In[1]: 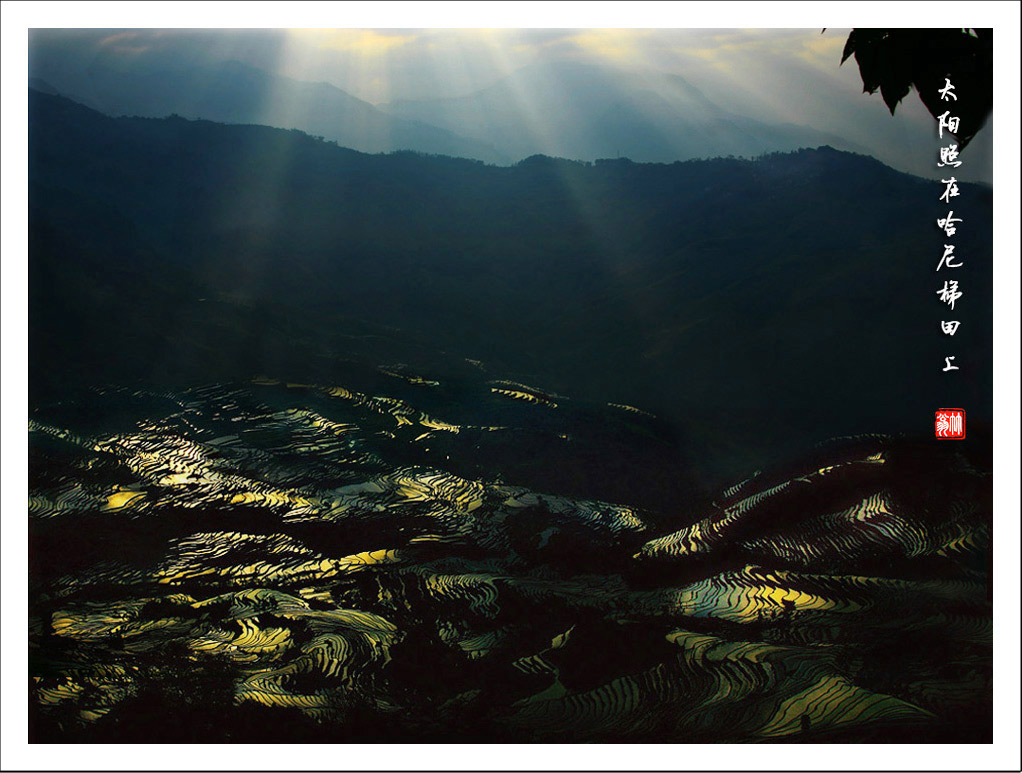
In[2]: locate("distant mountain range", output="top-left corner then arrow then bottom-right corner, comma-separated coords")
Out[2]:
30,58 -> 859,165
28,60 -> 507,162
28,89 -> 992,481
379,60 -> 861,163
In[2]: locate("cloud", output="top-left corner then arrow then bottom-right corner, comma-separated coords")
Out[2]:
26,27 -> 992,181
290,29 -> 419,55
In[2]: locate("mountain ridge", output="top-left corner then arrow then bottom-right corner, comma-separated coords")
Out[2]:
29,59 -> 510,163
378,60 -> 865,163
28,88 -> 993,481
30,57 -> 864,166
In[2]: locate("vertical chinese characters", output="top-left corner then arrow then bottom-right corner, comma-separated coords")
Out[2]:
933,77 -> 967,438
936,79 -> 963,365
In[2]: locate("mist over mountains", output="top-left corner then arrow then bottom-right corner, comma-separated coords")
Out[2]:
380,60 -> 860,163
29,55 -> 856,166
28,59 -> 507,162
29,89 -> 992,481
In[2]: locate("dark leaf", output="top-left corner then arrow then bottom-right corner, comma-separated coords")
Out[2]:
877,37 -> 913,115
841,30 -> 858,64
843,28 -> 992,150
880,77 -> 911,115
852,31 -> 886,94
855,48 -> 880,94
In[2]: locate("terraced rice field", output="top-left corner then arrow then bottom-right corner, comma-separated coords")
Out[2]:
28,370 -> 991,742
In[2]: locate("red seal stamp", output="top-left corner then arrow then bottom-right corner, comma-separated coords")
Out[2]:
935,409 -> 965,439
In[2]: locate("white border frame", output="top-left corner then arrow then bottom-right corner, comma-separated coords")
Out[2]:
3,3 -> 1019,771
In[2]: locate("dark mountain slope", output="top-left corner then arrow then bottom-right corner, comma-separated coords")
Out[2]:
27,90 -> 993,744
29,89 -> 992,481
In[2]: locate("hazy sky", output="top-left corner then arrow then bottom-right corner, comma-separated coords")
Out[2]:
33,27 -> 859,105
28,26 -> 994,181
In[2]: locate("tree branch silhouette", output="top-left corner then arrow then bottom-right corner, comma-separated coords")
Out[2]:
836,29 -> 992,150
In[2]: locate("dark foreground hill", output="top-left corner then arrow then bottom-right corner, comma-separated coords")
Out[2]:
29,88 -> 992,481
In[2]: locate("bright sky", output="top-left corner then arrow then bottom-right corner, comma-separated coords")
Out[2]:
39,27 -> 855,106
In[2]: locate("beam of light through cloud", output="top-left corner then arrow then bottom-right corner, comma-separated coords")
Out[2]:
26,27 -> 993,181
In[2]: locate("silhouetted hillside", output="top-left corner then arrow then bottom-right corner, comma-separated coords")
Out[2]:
29,89 -> 992,481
